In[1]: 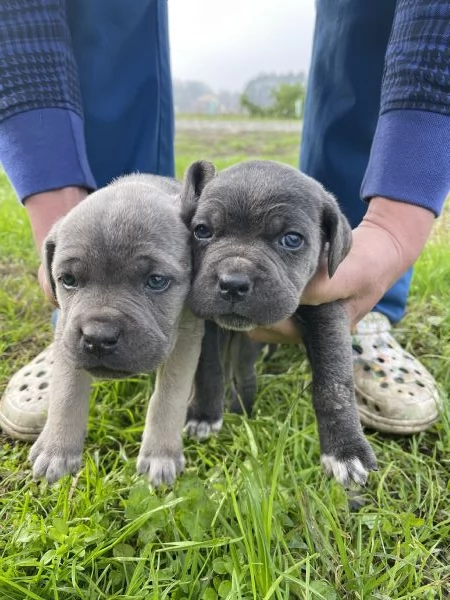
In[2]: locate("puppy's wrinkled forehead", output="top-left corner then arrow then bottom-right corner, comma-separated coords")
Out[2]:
54,180 -> 189,274
196,161 -> 324,233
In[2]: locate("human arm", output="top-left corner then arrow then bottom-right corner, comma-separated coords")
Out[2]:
0,0 -> 96,299
250,0 -> 449,343
27,187 -> 89,303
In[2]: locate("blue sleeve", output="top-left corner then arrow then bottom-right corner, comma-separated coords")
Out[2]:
361,0 -> 450,216
0,0 -> 96,202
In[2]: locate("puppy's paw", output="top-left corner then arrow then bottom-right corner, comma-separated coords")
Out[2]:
29,436 -> 82,483
136,450 -> 185,487
186,398 -> 224,439
185,418 -> 223,439
321,438 -> 378,487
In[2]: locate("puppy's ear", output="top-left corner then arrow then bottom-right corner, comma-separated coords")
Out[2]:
42,222 -> 60,303
321,192 -> 352,277
181,160 -> 216,226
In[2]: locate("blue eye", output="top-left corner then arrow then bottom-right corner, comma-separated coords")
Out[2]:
279,232 -> 304,249
194,224 -> 213,240
146,275 -> 170,292
60,273 -> 78,289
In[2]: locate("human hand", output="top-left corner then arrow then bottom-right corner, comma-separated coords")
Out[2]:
249,197 -> 435,344
25,187 -> 88,302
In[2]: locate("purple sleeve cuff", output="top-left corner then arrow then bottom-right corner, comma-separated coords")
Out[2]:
0,108 -> 97,203
361,110 -> 450,216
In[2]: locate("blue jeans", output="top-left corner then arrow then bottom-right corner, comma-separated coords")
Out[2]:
52,0 -> 175,329
66,0 -> 175,186
301,0 -> 412,324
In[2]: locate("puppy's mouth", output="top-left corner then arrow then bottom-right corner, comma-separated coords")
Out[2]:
85,366 -> 136,379
64,348 -> 137,379
214,314 -> 256,331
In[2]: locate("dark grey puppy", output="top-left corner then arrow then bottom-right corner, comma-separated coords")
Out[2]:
181,160 -> 377,487
29,175 -> 204,487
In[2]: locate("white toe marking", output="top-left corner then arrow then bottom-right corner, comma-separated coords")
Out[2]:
210,419 -> 223,433
185,419 -> 223,439
321,454 -> 368,486
347,457 -> 369,486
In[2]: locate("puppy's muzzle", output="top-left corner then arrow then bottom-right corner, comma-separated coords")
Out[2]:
81,321 -> 121,358
218,273 -> 252,302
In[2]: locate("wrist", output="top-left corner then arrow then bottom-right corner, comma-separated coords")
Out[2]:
24,186 -> 88,253
363,196 -> 435,273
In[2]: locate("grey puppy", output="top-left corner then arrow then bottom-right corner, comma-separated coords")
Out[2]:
29,175 -> 204,487
181,160 -> 377,487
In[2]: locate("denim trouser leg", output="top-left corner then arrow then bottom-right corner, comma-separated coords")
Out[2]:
51,0 -> 174,329
300,0 -> 411,323
67,0 -> 175,185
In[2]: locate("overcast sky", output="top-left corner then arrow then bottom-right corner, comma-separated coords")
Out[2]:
168,0 -> 316,92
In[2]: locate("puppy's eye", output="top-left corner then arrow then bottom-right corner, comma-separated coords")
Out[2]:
60,273 -> 78,289
279,232 -> 304,250
193,224 -> 213,240
146,274 -> 170,292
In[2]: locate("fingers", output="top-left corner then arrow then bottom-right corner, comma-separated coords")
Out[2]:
248,317 -> 301,344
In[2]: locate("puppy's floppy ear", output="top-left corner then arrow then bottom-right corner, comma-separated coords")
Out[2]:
180,160 -> 216,226
42,222 -> 60,303
321,191 -> 352,277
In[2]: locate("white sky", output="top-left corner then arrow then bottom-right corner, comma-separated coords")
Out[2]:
168,0 -> 316,92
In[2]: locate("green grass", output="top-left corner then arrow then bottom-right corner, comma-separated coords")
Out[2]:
174,129 -> 300,181
0,123 -> 449,599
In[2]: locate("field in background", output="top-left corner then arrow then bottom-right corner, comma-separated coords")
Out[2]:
174,118 -> 301,178
0,119 -> 449,599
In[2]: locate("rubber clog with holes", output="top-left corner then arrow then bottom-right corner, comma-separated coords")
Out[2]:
353,312 -> 441,434
0,344 -> 53,440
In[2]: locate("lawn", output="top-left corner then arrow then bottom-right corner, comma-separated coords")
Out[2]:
0,122 -> 449,599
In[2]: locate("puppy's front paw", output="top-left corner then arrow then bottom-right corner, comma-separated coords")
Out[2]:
185,418 -> 223,440
321,437 -> 378,487
136,450 -> 185,487
29,435 -> 82,483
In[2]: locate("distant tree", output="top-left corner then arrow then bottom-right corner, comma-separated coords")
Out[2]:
242,72 -> 306,109
240,82 -> 305,119
240,93 -> 266,117
268,83 -> 305,119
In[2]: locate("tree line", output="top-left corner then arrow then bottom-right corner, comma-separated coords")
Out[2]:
173,72 -> 306,118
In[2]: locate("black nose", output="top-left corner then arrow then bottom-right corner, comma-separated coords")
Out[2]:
81,322 -> 120,356
218,273 -> 252,301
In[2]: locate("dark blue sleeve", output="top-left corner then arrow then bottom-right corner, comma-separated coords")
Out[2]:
0,0 -> 96,202
362,0 -> 450,216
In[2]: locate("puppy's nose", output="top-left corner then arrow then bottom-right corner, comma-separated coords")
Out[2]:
81,322 -> 120,356
218,273 -> 252,301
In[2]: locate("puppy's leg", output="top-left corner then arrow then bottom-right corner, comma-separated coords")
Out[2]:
185,320 -> 226,439
29,351 -> 91,483
295,302 -> 378,487
228,332 -> 261,415
137,310 -> 204,486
